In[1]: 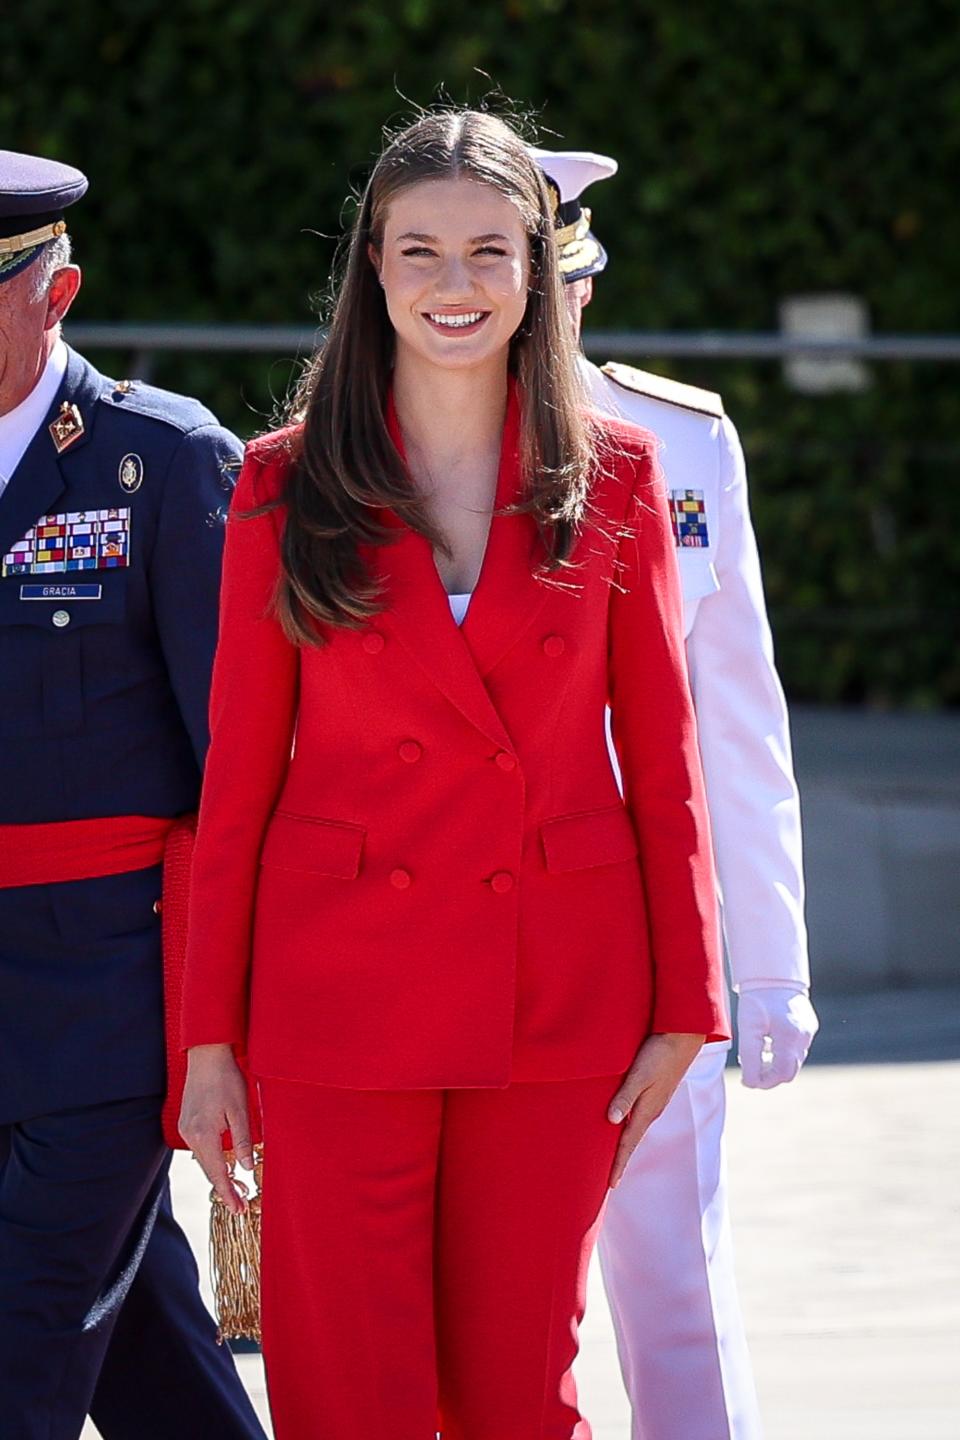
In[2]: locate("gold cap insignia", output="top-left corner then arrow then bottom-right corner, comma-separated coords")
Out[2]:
49,402 -> 85,454
543,176 -> 561,222
0,219 -> 67,256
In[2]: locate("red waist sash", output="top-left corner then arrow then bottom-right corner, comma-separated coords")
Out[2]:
0,814 -> 260,1154
0,815 -> 178,889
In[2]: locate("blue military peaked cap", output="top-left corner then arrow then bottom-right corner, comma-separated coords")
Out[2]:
0,149 -> 87,285
530,147 -> 618,283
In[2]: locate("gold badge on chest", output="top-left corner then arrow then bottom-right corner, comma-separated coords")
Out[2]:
48,402 -> 85,454
118,453 -> 144,493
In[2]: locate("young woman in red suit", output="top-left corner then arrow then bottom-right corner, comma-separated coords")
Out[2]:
179,107 -> 728,1439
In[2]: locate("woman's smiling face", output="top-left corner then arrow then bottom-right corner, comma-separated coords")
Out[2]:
373,176 -> 531,373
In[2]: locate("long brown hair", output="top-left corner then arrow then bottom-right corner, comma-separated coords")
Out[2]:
276,107 -> 596,645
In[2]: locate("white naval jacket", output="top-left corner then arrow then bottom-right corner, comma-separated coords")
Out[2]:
582,358 -> 810,991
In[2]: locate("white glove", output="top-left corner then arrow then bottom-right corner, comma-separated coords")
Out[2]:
736,986 -> 819,1089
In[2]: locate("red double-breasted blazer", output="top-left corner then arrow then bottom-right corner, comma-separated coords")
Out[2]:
181,385 -> 728,1089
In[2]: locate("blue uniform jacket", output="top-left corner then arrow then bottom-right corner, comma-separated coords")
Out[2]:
0,346 -> 241,1122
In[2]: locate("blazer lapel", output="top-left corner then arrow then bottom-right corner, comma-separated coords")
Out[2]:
459,391 -> 553,678
372,380 -> 569,746
0,347 -> 99,563
370,522 -> 515,752
369,385 -> 542,753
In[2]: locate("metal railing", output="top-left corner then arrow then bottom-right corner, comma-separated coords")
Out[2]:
63,322 -> 960,381
59,320 -> 957,653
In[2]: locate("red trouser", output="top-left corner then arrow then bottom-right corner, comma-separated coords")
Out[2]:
257,1074 -> 622,1440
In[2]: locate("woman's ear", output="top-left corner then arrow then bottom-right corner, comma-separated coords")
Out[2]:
367,243 -> 384,286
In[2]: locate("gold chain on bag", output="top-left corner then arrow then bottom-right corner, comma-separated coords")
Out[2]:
208,1144 -> 263,1343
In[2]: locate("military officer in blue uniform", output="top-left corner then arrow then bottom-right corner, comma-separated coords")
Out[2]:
0,152 -> 265,1439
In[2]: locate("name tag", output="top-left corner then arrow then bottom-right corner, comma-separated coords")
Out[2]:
19,583 -> 103,601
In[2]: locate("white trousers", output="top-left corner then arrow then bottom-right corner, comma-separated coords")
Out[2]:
597,1045 -> 763,1440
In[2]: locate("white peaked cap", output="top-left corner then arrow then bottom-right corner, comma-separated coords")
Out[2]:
528,147 -> 618,281
528,148 -> 618,203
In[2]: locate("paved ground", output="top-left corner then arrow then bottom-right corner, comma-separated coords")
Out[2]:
789,708 -> 960,993
82,989 -> 960,1438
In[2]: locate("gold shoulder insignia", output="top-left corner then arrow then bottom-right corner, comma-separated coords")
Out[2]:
601,362 -> 725,420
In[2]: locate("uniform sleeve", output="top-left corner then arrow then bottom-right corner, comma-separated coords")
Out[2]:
685,417 -> 809,990
608,445 -> 729,1042
181,452 -> 299,1048
149,423 -> 241,767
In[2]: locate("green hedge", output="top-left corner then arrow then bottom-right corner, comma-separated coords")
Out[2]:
5,1 -> 958,703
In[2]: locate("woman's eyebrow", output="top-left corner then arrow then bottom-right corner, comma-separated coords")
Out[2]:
394,231 -> 512,244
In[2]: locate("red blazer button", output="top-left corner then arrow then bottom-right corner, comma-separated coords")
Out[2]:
543,635 -> 565,657
390,868 -> 412,890
362,632 -> 385,654
399,740 -> 422,763
490,871 -> 514,894
152,899 -> 162,915
494,751 -> 517,772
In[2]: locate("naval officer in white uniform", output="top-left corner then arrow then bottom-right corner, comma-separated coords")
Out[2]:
533,148 -> 820,1440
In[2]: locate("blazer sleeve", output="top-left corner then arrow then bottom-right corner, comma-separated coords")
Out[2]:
685,417 -> 809,990
148,423 -> 241,768
607,439 -> 730,1042
181,448 -> 299,1049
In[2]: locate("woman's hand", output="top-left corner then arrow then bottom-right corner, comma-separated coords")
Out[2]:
607,1032 -> 705,1188
179,1043 -> 254,1214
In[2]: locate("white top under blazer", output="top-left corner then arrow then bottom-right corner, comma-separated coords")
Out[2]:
447,592 -> 472,626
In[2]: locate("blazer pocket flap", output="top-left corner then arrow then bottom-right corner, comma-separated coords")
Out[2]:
261,813 -> 365,879
540,805 -> 639,874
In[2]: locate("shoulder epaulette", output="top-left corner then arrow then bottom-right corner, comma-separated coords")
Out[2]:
97,377 -> 218,435
601,362 -> 725,420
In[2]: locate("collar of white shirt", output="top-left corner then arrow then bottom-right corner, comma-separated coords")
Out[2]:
0,339 -> 70,498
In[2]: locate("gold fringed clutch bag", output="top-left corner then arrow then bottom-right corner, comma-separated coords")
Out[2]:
209,1144 -> 264,1344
